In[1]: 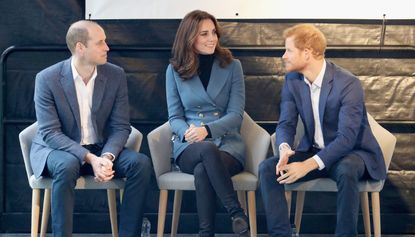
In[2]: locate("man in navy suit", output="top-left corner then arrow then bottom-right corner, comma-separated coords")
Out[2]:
30,20 -> 151,237
259,24 -> 386,237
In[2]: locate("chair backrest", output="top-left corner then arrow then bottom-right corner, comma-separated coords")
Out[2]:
240,112 -> 271,176
271,113 -> 397,172
147,112 -> 270,179
18,122 -> 143,183
19,122 -> 38,182
366,113 -> 396,171
147,122 -> 173,179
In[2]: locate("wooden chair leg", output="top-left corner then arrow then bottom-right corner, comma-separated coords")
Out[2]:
40,189 -> 51,237
360,192 -> 371,237
285,191 -> 292,218
32,189 -> 41,237
107,189 -> 118,237
237,190 -> 247,214
294,191 -> 305,235
157,190 -> 168,237
371,192 -> 381,237
171,190 -> 183,237
119,189 -> 124,204
247,191 -> 257,237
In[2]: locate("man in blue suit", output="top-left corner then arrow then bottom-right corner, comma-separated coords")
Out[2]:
30,20 -> 151,237
259,24 -> 386,237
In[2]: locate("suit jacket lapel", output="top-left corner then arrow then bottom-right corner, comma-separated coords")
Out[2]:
92,66 -> 107,112
300,76 -> 315,142
319,62 -> 334,125
186,74 -> 215,105
60,59 -> 81,129
207,60 -> 228,100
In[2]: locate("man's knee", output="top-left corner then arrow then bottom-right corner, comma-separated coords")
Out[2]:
259,157 -> 278,178
333,155 -> 364,183
47,151 -> 80,181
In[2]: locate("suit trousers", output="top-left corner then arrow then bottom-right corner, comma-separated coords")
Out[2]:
259,149 -> 366,237
45,146 -> 152,237
177,141 -> 244,237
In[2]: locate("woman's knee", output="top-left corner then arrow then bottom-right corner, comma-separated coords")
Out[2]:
193,142 -> 219,157
193,162 -> 208,178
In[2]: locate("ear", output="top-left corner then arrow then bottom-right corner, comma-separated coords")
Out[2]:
304,48 -> 311,60
75,42 -> 86,54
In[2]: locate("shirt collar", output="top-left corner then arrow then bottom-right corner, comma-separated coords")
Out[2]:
304,60 -> 326,89
70,57 -> 97,82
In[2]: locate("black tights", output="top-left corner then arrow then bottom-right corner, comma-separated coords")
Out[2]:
177,141 -> 244,236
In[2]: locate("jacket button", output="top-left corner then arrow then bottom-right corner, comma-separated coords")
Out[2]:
198,113 -> 204,118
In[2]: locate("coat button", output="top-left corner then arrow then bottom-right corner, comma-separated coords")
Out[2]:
198,113 -> 204,118
213,112 -> 219,116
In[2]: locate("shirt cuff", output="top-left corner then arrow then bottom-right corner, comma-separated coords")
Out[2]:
279,143 -> 291,151
312,155 -> 325,170
102,152 -> 115,162
204,125 -> 212,138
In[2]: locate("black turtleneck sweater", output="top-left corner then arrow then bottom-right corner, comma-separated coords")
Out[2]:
198,54 -> 214,90
197,54 -> 214,137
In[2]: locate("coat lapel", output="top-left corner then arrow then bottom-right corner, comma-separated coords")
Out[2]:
60,59 -> 81,129
92,66 -> 107,112
319,62 -> 334,125
187,74 -> 215,105
300,76 -> 315,142
207,60 -> 228,100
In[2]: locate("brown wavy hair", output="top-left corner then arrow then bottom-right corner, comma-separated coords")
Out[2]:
170,10 -> 233,79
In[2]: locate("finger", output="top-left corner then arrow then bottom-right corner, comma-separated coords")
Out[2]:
102,174 -> 114,181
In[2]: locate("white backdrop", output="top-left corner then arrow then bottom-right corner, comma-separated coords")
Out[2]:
86,0 -> 414,20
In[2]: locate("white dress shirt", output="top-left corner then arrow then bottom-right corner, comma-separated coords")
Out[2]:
279,60 -> 327,170
303,60 -> 327,170
71,58 -> 99,145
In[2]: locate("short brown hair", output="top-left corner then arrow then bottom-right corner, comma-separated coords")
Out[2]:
283,24 -> 327,59
170,10 -> 233,79
65,20 -> 99,54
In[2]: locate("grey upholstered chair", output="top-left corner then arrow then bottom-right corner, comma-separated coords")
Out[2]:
147,112 -> 270,237
19,122 -> 143,237
270,113 -> 396,237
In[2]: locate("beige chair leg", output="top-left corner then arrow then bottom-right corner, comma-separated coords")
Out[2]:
32,189 -> 41,237
157,190 -> 168,237
294,191 -> 305,235
360,192 -> 371,237
237,190 -> 247,214
40,189 -> 51,237
285,191 -> 292,218
107,189 -> 118,237
171,190 -> 183,237
371,192 -> 381,237
247,191 -> 257,237
119,189 -> 124,204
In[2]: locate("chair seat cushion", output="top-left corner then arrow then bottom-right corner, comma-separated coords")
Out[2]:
29,175 -> 125,189
158,171 -> 258,191
284,178 -> 385,192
